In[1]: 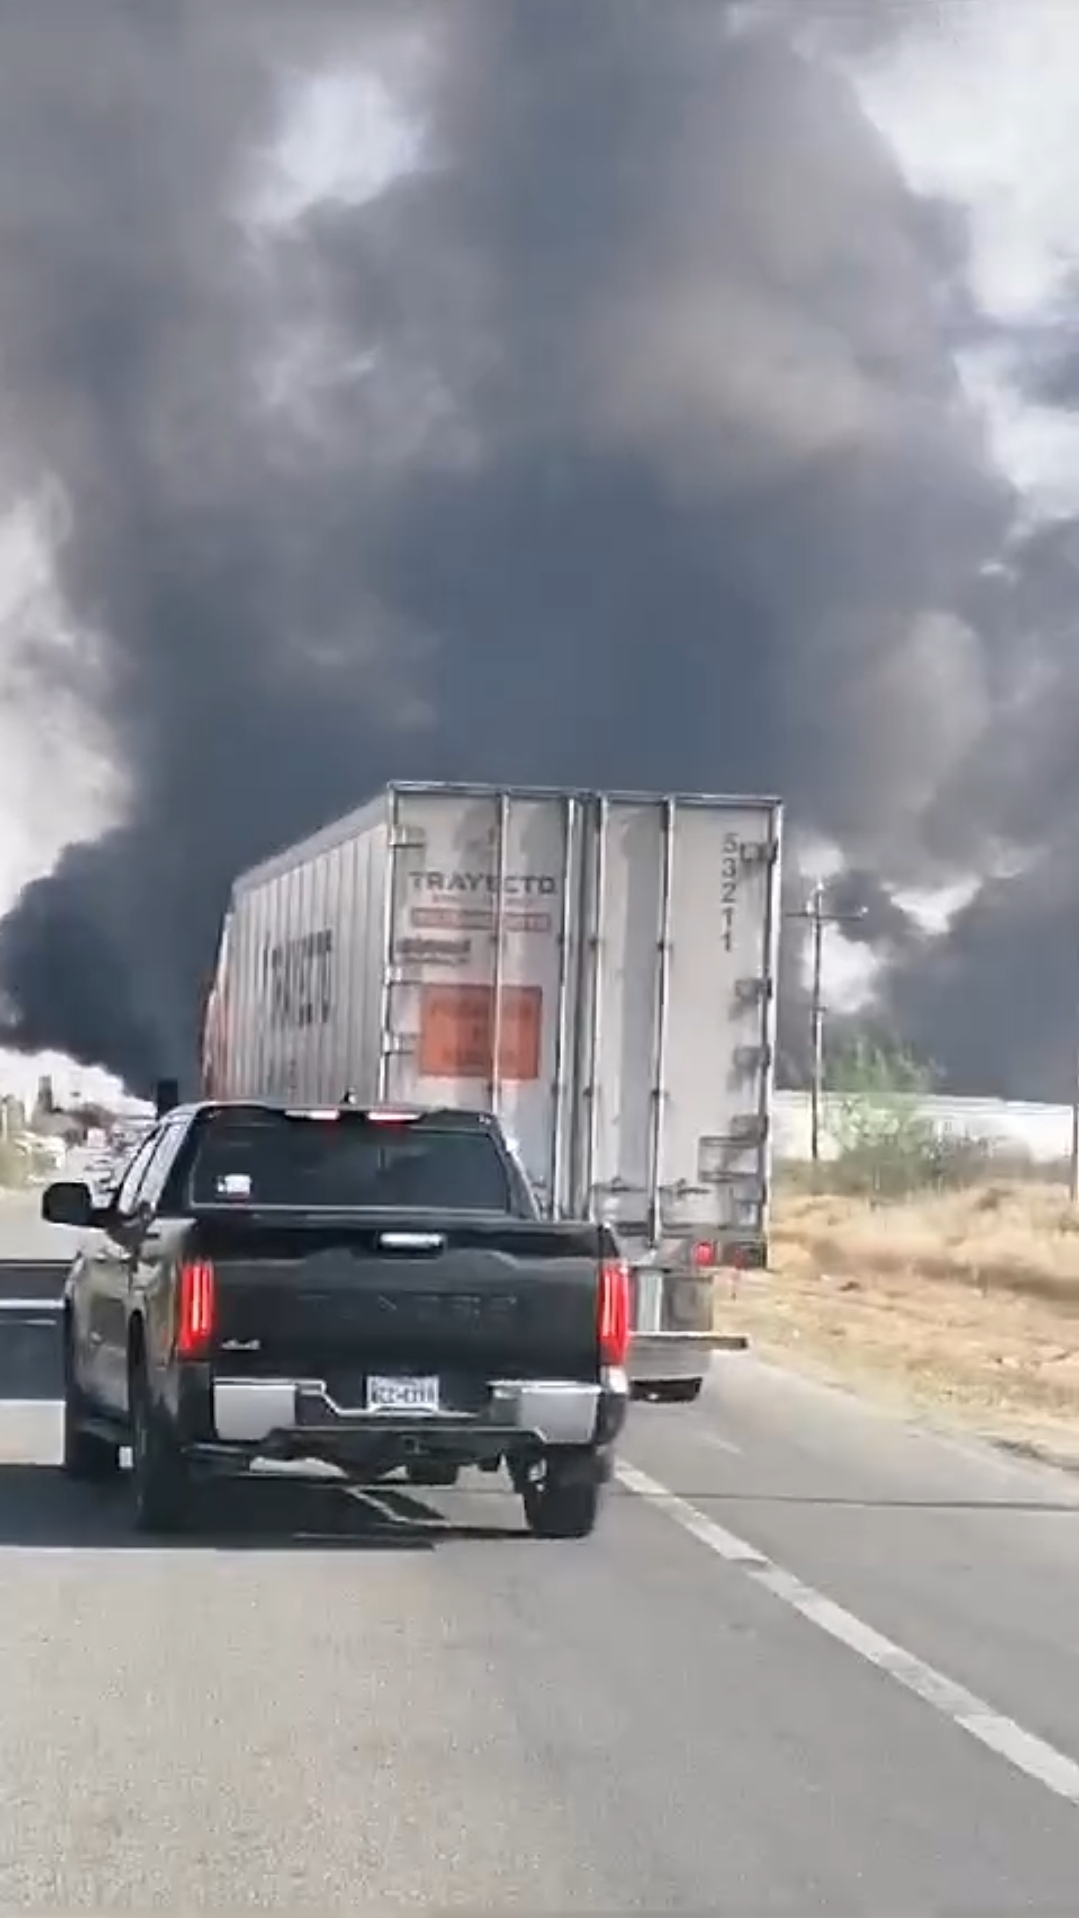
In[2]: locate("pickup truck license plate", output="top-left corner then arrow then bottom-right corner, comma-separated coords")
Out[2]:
366,1375 -> 440,1413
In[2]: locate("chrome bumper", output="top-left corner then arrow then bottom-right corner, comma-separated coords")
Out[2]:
628,1331 -> 747,1386
212,1369 -> 628,1451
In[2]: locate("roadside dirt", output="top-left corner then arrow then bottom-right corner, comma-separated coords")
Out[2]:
715,1181 -> 1079,1467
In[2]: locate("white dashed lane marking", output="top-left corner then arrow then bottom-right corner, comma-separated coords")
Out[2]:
617,1461 -> 1079,1810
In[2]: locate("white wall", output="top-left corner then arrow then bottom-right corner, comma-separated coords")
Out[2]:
774,1090 -> 1074,1164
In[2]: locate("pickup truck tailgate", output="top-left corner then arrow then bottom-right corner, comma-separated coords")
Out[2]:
192,1212 -> 605,1380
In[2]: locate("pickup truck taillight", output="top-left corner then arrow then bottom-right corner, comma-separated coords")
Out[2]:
176,1258 -> 216,1357
598,1258 -> 630,1367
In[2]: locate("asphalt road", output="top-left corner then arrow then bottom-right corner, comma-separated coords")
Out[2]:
2,1193 -> 1079,1909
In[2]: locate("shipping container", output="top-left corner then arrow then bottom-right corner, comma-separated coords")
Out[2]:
200,781 -> 782,1399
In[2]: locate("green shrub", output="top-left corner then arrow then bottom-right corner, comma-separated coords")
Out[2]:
812,1038 -> 1045,1200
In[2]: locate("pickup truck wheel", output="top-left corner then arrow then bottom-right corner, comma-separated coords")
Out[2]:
130,1364 -> 191,1534
523,1469 -> 602,1540
404,1461 -> 460,1488
62,1327 -> 120,1482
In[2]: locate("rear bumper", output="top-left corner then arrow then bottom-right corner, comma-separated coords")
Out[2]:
191,1368 -> 628,1472
628,1332 -> 747,1387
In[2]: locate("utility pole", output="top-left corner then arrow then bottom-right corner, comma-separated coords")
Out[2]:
1070,951 -> 1079,1204
787,881 -> 867,1163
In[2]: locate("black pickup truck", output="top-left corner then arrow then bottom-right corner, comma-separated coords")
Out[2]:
42,1100 -> 630,1539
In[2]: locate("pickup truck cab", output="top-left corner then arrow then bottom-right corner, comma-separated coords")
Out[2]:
43,1100 -> 630,1539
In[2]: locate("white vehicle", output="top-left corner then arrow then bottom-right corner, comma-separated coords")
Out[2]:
199,782 -> 782,1402
31,1134 -> 67,1171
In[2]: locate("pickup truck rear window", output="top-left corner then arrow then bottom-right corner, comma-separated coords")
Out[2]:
187,1113 -> 514,1212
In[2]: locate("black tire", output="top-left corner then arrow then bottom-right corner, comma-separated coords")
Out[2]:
651,1377 -> 704,1405
523,1468 -> 602,1540
404,1461 -> 460,1488
62,1326 -> 120,1482
129,1359 -> 191,1534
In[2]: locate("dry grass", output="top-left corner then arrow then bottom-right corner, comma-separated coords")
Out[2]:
717,1176 -> 1079,1465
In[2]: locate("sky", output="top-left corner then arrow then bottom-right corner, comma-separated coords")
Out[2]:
0,497 -> 125,1104
783,0 -> 1079,1070
0,0 -> 1076,1104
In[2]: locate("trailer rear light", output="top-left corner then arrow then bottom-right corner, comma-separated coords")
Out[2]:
598,1258 -> 630,1368
176,1259 -> 216,1357
691,1239 -> 715,1269
718,1242 -> 765,1271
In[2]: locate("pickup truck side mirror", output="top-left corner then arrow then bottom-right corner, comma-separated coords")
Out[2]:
41,1180 -> 98,1229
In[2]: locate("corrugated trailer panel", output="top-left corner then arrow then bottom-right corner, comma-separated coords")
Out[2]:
569,797 -> 668,1232
653,797 -> 780,1257
567,793 -> 780,1260
380,785 -> 579,1210
217,794 -> 391,1106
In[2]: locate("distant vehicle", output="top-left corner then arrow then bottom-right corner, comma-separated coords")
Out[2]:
197,781 -> 782,1403
43,1099 -> 630,1539
109,1122 -> 152,1163
32,1135 -> 67,1170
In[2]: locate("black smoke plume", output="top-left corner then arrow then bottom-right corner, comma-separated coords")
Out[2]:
0,0 -> 1046,1094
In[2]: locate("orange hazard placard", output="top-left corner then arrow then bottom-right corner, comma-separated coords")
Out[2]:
418,984 -> 542,1082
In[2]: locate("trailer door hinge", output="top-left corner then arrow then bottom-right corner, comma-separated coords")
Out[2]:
739,839 -> 777,867
734,976 -> 772,1007
381,1032 -> 416,1057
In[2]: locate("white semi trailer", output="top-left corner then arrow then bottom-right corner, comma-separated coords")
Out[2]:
198,781 -> 782,1401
